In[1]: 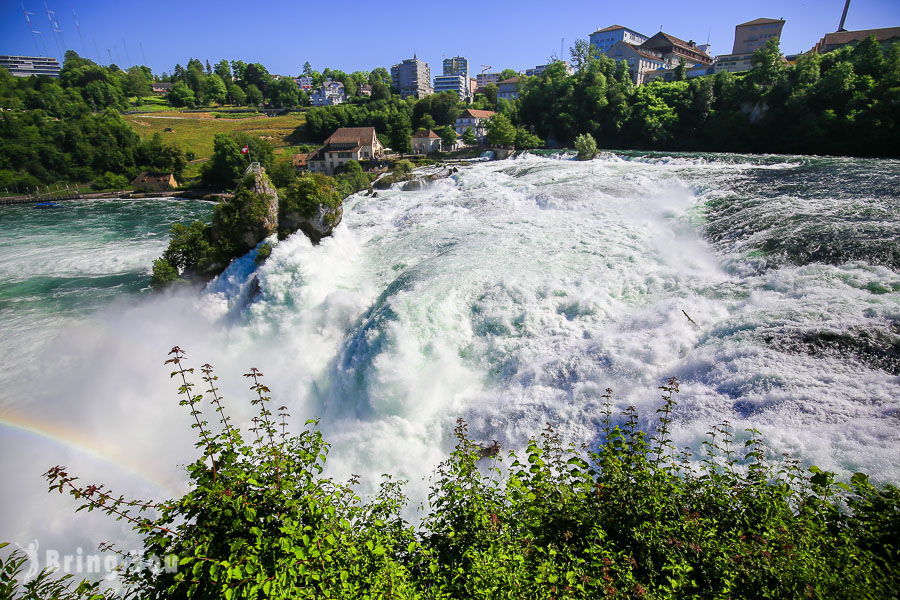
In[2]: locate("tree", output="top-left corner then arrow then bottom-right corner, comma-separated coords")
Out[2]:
230,60 -> 247,81
371,81 -> 391,101
751,39 -> 786,87
124,67 -> 152,105
369,67 -> 390,85
570,39 -> 600,72
269,77 -> 299,108
483,83 -> 498,107
204,74 -> 227,106
674,59 -> 687,81
462,127 -> 477,146
243,63 -> 272,94
514,127 -> 543,149
227,82 -> 246,106
388,112 -> 412,154
214,59 -> 231,82
168,80 -> 196,108
574,132 -> 598,159
202,133 -> 245,189
500,69 -> 518,81
418,114 -> 437,131
303,61 -> 313,76
436,126 -> 458,150
486,113 -> 516,146
245,83 -> 263,106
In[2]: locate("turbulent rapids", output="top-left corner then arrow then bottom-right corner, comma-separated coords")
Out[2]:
1,152 -> 898,554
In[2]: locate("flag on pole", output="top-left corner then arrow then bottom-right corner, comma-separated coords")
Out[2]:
241,145 -> 249,154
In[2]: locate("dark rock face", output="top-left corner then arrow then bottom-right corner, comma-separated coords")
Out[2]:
282,203 -> 343,246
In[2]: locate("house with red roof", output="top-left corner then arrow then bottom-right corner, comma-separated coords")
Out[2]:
308,127 -> 383,175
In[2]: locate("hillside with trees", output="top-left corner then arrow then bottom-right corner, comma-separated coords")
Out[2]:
517,37 -> 899,157
0,51 -> 186,192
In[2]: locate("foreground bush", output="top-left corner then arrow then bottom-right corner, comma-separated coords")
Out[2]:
18,350 -> 899,598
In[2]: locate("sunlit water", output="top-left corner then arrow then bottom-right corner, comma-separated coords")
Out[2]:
1,153 -> 898,570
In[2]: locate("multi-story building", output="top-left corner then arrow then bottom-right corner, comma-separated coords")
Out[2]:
732,18 -> 785,54
525,62 -> 575,77
308,127 -> 384,175
639,32 -> 713,68
497,77 -> 521,100
293,76 -> 314,91
391,56 -> 433,99
475,72 -> 501,91
443,56 -> 469,78
604,41 -> 665,85
455,109 -> 496,143
589,25 -> 648,55
311,80 -> 345,106
710,17 -> 785,75
0,55 -> 61,78
434,74 -> 472,101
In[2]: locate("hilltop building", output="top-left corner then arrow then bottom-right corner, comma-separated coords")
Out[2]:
589,25 -> 648,54
732,17 -> 785,54
308,127 -> 384,175
443,56 -> 469,78
391,56 -> 433,99
0,55 -> 60,78
475,72 -> 501,91
434,74 -> 472,101
311,80 -> 345,106
455,109 -> 495,143
497,77 -> 522,100
811,27 -> 900,53
710,17 -> 786,75
293,76 -> 314,91
639,32 -> 713,67
605,42 -> 665,85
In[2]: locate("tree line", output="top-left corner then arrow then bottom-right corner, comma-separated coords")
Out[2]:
515,36 -> 899,157
0,51 -> 184,193
163,58 -> 394,109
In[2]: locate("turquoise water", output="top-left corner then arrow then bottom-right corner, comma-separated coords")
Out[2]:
0,154 -> 897,566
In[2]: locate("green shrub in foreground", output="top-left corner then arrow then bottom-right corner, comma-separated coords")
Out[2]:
19,350 -> 899,599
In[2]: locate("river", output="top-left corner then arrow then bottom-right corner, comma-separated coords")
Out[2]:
1,151 -> 897,565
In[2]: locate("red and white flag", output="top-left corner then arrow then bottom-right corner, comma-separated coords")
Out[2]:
241,145 -> 249,154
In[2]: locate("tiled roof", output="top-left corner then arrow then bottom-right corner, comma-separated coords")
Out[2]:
411,129 -> 441,139
324,127 -> 376,145
131,171 -> 173,185
820,27 -> 900,48
460,109 -> 496,119
498,77 -> 521,85
641,32 -> 712,61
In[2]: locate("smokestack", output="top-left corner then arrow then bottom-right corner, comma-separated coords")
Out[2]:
838,0 -> 851,31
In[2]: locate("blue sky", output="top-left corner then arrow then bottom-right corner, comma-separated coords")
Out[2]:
2,0 -> 898,78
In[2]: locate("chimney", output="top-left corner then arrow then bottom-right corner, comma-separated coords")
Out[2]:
688,40 -> 696,47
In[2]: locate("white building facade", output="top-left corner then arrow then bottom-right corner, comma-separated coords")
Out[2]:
589,25 -> 648,54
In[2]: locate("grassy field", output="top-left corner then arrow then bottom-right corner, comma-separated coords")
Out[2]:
124,110 -> 308,161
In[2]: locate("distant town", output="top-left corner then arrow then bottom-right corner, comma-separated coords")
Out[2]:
3,16 -> 897,98
0,8 -> 897,200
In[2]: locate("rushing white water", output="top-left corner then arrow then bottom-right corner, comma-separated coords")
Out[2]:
1,154 -> 898,570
